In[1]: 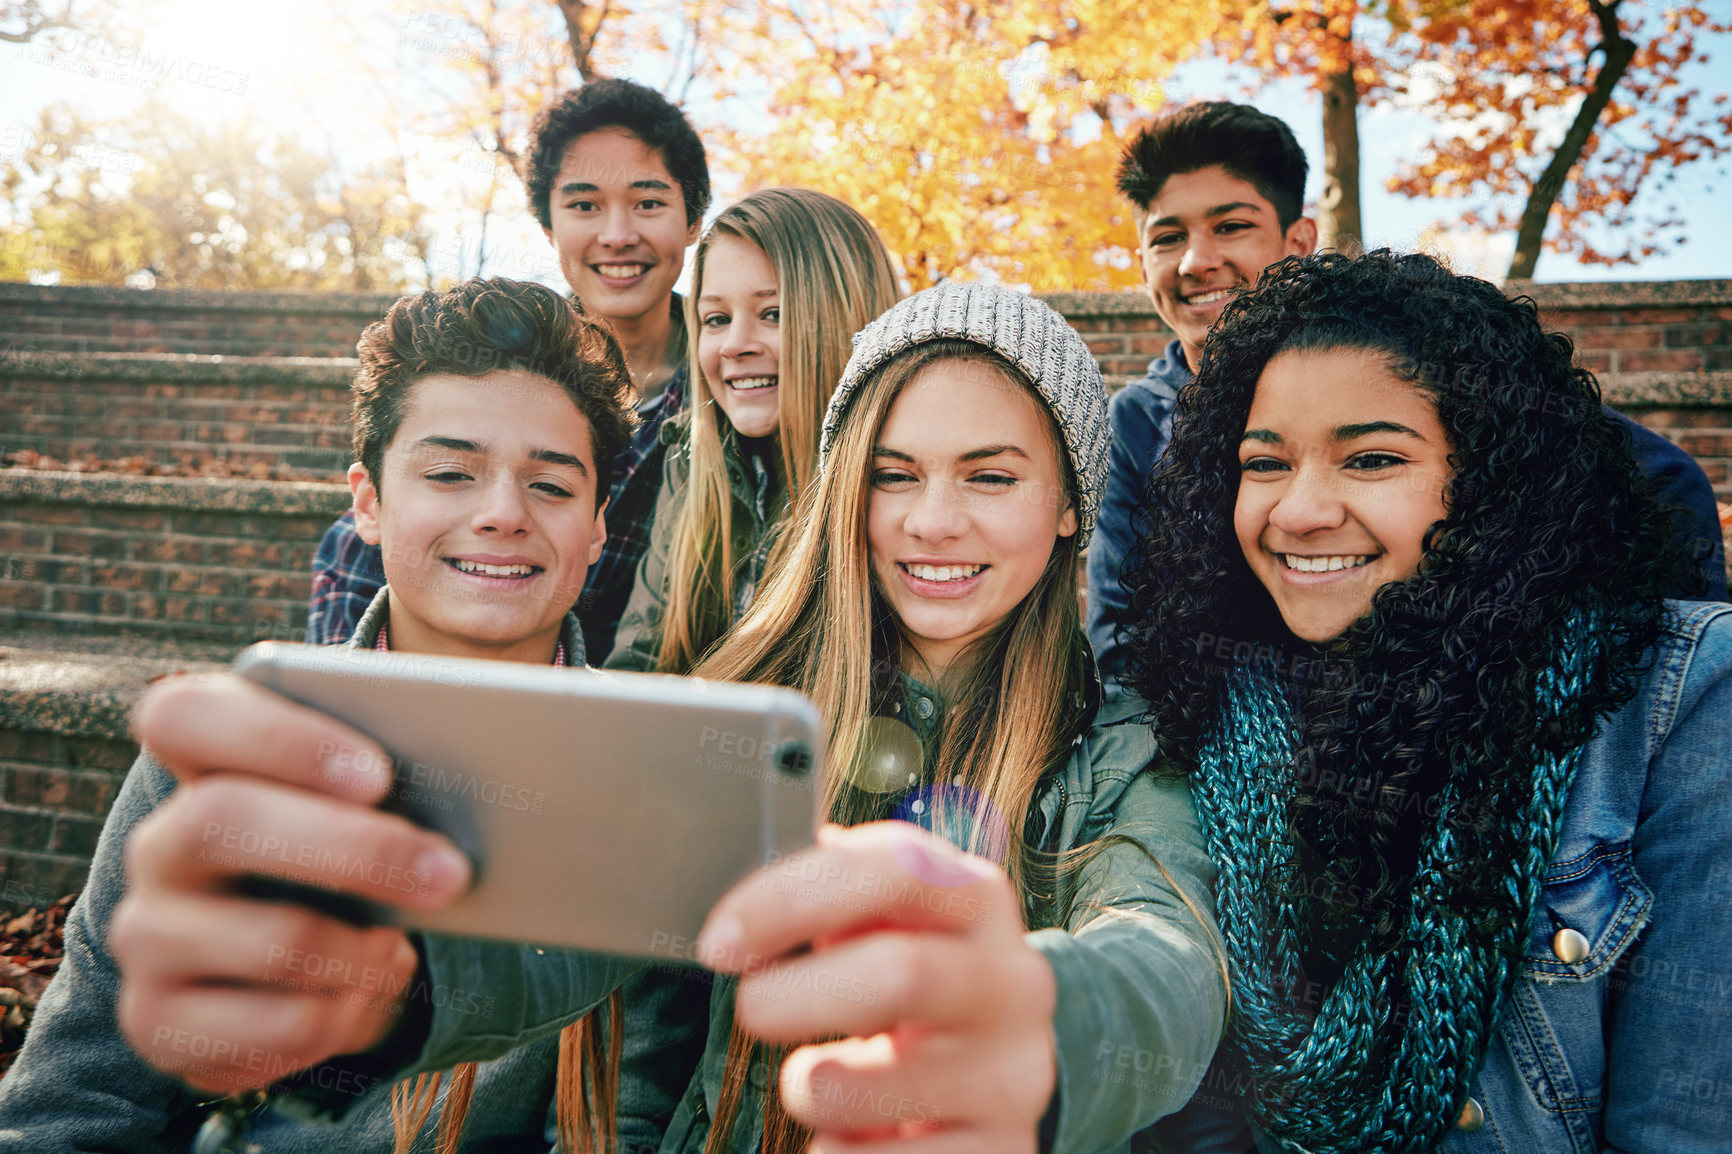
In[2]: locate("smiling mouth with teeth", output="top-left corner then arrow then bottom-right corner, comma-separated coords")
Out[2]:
1281,554 -> 1373,573
448,559 -> 540,579
728,377 -> 778,391
594,263 -> 648,279
1182,287 -> 1240,307
901,562 -> 987,583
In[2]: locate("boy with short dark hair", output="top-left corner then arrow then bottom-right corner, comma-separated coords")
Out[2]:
0,278 -> 637,1151
310,78 -> 712,661
1088,102 -> 1317,682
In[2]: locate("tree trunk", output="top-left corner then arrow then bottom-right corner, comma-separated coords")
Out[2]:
553,0 -> 609,83
1506,0 -> 1635,279
1318,38 -> 1363,255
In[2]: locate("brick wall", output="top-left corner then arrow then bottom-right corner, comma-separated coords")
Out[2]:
0,471 -> 348,646
1054,281 -> 1732,502
1,351 -> 354,480
0,278 -> 1729,905
0,282 -> 395,358
0,640 -> 224,902
0,725 -> 140,904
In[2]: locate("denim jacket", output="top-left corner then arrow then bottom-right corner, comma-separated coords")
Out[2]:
0,590 -> 584,1153
606,414 -> 787,672
1150,601 -> 1732,1153
404,682 -> 1228,1154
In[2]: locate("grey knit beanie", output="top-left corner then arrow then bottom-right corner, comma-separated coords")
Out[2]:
818,281 -> 1111,537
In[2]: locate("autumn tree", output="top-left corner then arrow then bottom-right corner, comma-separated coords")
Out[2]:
1386,0 -> 1730,277
366,0 -> 703,283
0,101 -> 433,289
709,0 -> 1226,291
1219,0 -> 1732,275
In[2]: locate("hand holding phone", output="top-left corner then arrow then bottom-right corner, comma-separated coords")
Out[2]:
232,642 -> 824,958
113,672 -> 460,1092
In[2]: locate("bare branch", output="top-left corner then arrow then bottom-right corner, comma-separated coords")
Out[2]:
1507,0 -> 1637,278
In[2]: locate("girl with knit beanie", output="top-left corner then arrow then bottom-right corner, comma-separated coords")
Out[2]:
1127,250 -> 1732,1153
112,281 -> 1228,1154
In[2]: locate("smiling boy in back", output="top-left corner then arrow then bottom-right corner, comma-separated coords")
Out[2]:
0,277 -> 636,1152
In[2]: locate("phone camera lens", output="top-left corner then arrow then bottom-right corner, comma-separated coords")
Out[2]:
774,742 -> 813,776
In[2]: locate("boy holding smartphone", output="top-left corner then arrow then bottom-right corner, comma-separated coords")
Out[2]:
0,278 -> 638,1152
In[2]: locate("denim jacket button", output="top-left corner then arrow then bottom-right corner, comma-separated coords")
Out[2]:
1552,927 -> 1591,965
1457,1097 -> 1485,1131
914,696 -> 935,719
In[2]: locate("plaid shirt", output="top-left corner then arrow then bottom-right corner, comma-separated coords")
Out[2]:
307,360 -> 689,660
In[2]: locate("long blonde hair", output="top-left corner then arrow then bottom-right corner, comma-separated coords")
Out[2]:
657,188 -> 903,674
692,342 -> 1093,1153
392,345 -> 1095,1154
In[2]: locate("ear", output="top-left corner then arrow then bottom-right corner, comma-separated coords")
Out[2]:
1286,216 -> 1319,257
1057,501 -> 1079,540
542,224 -> 556,248
587,497 -> 608,568
1135,215 -> 1152,289
349,462 -> 383,546
684,215 -> 701,248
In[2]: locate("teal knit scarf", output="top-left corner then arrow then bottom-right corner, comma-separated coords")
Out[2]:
1190,622 -> 1599,1153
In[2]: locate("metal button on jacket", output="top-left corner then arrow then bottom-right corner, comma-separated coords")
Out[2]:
913,696 -> 935,719
1552,927 -> 1591,965
1457,1097 -> 1485,1131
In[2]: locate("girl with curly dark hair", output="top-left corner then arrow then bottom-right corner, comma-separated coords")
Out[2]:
1127,250 -> 1732,1153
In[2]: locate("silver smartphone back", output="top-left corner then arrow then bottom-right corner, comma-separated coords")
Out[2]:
233,641 -> 823,959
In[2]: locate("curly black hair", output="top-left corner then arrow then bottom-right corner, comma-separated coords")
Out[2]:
522,78 -> 710,230
1123,250 -> 1692,961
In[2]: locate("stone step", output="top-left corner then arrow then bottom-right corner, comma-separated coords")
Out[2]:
0,632 -> 231,902
1,469 -> 349,646
0,282 -> 395,359
2,351 -> 357,481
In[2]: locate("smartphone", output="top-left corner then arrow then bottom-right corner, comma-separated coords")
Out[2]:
232,641 -> 823,959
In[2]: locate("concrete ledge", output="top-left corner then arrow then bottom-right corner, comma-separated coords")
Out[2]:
0,642 -> 225,741
0,470 -> 351,516
1600,371 -> 1732,408
0,350 -> 356,386
1036,290 -> 1157,317
1043,280 -> 1732,317
0,282 -> 399,316
1510,279 -> 1732,309
1099,371 -> 1732,408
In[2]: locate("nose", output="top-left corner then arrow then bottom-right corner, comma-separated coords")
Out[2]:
472,471 -> 533,535
1177,232 -> 1222,279
901,477 -> 970,545
721,316 -> 765,361
1267,462 -> 1346,538
598,203 -> 639,249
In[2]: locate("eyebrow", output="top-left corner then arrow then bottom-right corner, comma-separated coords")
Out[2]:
1240,421 -> 1428,445
698,288 -> 779,303
872,444 -> 1030,462
1147,201 -> 1265,230
559,177 -> 673,194
412,436 -> 588,475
